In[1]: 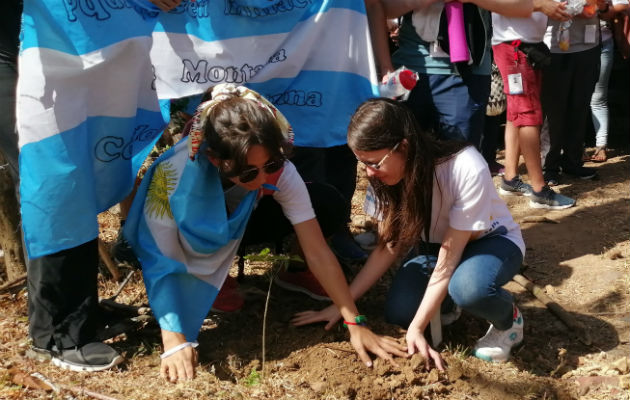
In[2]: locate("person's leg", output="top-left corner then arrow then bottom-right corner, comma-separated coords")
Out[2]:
0,62 -> 19,181
541,53 -> 571,179
384,254 -> 436,328
447,236 -> 523,330
28,239 -> 101,350
426,74 -> 490,148
502,121 -> 521,182
561,47 -> 600,173
590,38 -> 614,156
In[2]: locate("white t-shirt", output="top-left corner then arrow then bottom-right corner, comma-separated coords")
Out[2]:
426,147 -> 525,255
492,12 -> 548,45
365,147 -> 525,255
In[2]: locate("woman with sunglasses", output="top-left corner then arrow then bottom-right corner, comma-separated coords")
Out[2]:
123,85 -> 407,383
294,98 -> 525,369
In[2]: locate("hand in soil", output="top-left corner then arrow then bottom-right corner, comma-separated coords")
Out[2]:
160,345 -> 198,383
291,304 -> 342,330
405,327 -> 445,371
348,325 -> 409,368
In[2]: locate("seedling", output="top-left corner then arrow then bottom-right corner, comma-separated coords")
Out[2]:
243,248 -> 304,377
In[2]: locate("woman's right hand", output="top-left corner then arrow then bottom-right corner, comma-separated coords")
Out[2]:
291,304 -> 342,330
160,331 -> 198,383
405,325 -> 445,371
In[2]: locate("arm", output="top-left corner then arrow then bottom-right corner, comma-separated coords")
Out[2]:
405,227 -> 472,371
382,0 -> 442,18
160,330 -> 198,382
292,239 -> 399,327
366,0 -> 395,77
293,219 -> 407,366
464,0 -> 533,17
534,0 -> 571,20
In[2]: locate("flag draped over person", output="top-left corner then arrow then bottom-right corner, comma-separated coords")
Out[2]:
17,0 -> 377,260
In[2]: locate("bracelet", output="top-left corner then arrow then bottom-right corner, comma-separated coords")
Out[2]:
160,341 -> 199,359
343,315 -> 367,328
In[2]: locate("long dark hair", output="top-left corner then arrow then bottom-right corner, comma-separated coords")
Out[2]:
347,98 -> 468,250
203,97 -> 292,175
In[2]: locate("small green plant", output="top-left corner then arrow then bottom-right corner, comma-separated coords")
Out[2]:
242,367 -> 261,387
243,248 -> 304,378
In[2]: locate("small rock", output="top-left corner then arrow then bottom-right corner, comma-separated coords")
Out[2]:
310,381 -> 327,393
612,357 -> 629,374
544,284 -> 555,295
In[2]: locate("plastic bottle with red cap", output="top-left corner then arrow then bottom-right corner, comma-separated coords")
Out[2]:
378,66 -> 419,100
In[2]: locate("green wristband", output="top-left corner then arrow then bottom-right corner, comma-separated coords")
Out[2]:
343,315 -> 367,328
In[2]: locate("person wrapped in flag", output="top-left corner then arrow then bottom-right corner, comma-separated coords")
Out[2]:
124,84 -> 407,383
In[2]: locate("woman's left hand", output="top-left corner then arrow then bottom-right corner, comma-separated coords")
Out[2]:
291,305 -> 342,330
405,325 -> 445,371
347,325 -> 408,367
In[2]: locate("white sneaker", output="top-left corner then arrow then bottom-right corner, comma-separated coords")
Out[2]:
473,305 -> 523,363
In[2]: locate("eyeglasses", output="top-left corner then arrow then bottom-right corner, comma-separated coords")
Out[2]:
357,142 -> 401,170
221,157 -> 285,183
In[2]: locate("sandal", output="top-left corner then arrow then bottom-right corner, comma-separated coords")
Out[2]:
590,147 -> 607,163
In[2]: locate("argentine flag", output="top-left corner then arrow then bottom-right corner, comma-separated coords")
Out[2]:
124,138 -> 259,340
17,1 -> 166,258
17,0 -> 377,266
150,0 -> 379,147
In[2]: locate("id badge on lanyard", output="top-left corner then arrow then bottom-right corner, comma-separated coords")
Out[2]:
507,40 -> 525,95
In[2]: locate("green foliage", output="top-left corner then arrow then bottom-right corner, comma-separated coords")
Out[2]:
242,367 -> 261,387
243,248 -> 304,265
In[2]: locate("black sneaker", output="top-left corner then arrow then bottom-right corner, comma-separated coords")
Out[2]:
543,170 -> 560,186
51,343 -> 123,372
562,166 -> 598,180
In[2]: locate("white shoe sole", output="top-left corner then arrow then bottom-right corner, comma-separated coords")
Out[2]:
499,187 -> 532,197
52,354 -> 124,372
529,200 -> 575,210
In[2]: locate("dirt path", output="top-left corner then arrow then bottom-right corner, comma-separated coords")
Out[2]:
0,151 -> 628,400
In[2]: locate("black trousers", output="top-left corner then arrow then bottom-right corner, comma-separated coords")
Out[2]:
541,46 -> 600,173
27,239 -> 101,350
241,181 -> 345,247
289,145 -> 357,224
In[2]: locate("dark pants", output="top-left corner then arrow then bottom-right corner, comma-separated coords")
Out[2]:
28,239 -> 101,350
241,182 -> 345,247
541,47 -> 600,173
289,145 -> 357,224
406,73 -> 491,149
0,61 -> 19,182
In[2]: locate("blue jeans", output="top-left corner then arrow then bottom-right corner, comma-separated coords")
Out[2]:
385,235 -> 523,331
406,73 -> 491,149
590,38 -> 614,148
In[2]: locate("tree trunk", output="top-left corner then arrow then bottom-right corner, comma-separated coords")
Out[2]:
0,151 -> 26,281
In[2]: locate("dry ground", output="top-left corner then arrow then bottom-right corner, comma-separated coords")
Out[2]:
0,148 -> 628,400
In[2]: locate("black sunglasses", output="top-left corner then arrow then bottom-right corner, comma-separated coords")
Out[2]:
221,158 -> 285,183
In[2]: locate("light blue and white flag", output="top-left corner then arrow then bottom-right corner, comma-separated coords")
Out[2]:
124,138 -> 259,340
18,0 -> 377,262
150,0 -> 378,147
17,1 -> 166,258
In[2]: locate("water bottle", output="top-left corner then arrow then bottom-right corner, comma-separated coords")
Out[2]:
379,67 -> 419,100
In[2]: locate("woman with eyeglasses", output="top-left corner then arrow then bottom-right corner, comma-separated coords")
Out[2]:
294,98 -> 525,370
123,85 -> 407,383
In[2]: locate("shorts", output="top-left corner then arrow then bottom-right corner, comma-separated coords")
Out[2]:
492,42 -> 543,127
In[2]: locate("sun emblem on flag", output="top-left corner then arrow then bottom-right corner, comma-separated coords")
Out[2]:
145,161 -> 177,219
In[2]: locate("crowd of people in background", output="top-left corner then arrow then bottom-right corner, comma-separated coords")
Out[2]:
0,0 -> 628,384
